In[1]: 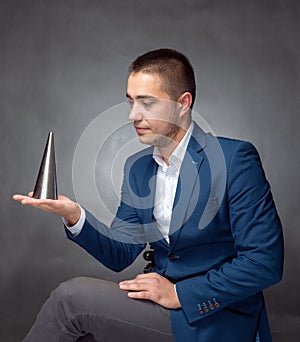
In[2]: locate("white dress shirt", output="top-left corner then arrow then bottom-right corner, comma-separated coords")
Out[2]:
152,122 -> 194,242
65,122 -> 194,242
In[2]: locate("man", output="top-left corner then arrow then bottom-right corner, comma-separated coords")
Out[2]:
14,49 -> 284,342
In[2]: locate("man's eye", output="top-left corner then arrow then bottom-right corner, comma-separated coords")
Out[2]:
143,101 -> 154,107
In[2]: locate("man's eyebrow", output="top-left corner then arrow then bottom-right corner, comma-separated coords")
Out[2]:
125,93 -> 157,100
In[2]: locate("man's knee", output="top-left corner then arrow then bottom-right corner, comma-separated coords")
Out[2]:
50,277 -> 117,314
51,277 -> 93,306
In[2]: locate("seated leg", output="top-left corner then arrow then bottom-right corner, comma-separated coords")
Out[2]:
23,277 -> 175,342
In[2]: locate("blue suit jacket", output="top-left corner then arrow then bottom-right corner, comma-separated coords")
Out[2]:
67,123 -> 284,342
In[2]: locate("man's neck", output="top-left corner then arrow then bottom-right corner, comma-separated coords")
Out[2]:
158,121 -> 193,166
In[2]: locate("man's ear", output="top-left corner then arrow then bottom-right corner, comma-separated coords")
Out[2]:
178,92 -> 193,115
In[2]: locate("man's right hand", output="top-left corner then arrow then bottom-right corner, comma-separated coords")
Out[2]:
13,192 -> 81,226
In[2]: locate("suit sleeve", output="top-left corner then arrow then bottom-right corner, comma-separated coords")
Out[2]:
175,141 -> 284,324
66,158 -> 146,272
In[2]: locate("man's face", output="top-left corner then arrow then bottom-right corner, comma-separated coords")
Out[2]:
126,72 -> 182,148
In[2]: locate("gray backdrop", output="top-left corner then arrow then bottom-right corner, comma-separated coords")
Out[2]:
1,0 -> 299,341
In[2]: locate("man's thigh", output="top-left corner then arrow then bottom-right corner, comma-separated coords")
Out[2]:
59,277 -> 175,342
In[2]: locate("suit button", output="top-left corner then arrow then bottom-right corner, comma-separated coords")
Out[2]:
208,300 -> 214,310
168,254 -> 180,261
198,304 -> 204,315
169,254 -> 175,261
212,298 -> 220,308
202,303 -> 209,312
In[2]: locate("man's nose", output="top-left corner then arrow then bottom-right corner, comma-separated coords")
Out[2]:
128,103 -> 144,122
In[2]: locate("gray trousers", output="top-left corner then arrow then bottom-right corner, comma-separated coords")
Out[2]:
23,277 -> 176,342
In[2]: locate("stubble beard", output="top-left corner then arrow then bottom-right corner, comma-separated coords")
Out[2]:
154,122 -> 181,148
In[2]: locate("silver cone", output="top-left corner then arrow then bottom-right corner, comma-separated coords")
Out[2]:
33,132 -> 58,200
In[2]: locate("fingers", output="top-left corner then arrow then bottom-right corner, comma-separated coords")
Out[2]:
119,274 -> 155,301
13,194 -> 54,206
119,273 -> 159,289
12,194 -> 33,204
127,272 -> 160,280
127,290 -> 151,300
12,194 -> 64,215
13,193 -> 80,223
13,193 -> 68,204
119,273 -> 162,296
119,273 -> 181,309
12,194 -> 24,201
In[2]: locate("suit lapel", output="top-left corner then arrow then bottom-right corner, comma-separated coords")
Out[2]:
169,125 -> 207,248
141,155 -> 158,219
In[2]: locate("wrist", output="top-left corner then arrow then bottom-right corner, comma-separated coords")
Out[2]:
172,284 -> 182,308
64,203 -> 81,226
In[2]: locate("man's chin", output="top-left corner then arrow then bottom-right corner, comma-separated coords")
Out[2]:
137,135 -> 174,148
137,135 -> 154,146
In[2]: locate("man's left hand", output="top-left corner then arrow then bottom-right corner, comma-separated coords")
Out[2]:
119,273 -> 181,309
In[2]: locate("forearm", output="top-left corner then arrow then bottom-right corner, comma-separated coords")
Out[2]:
66,210 -> 146,271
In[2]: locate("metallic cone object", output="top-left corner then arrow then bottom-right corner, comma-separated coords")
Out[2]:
33,132 -> 58,200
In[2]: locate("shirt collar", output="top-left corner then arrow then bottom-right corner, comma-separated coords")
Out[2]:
153,121 -> 194,171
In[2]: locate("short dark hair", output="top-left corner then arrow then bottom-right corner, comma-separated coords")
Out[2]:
129,48 -> 196,108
